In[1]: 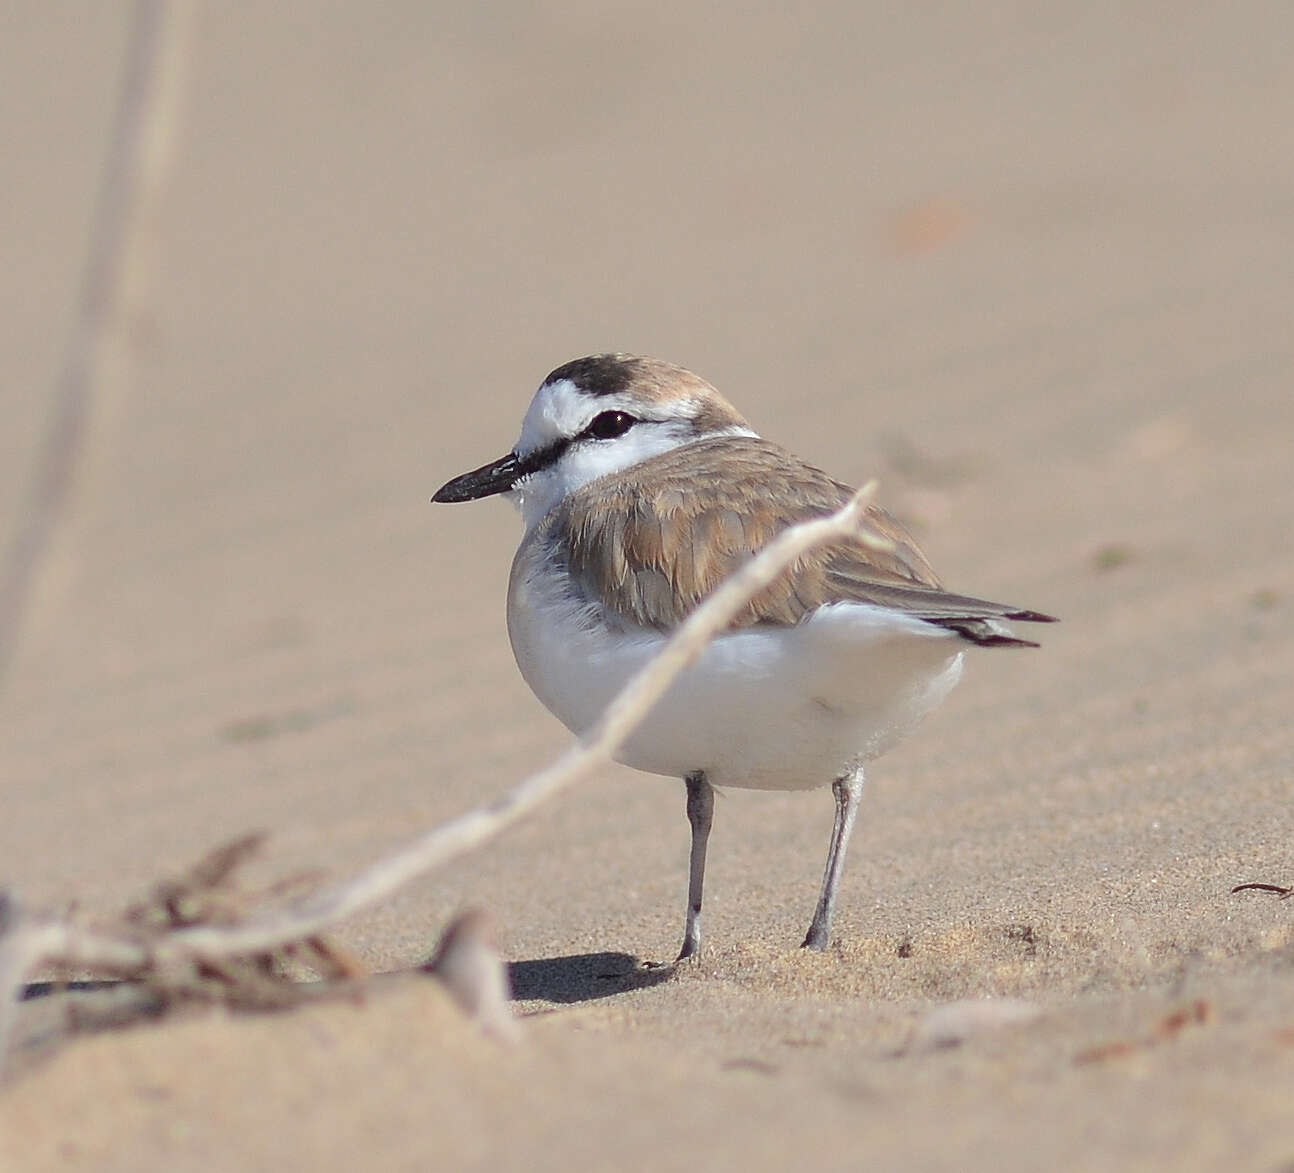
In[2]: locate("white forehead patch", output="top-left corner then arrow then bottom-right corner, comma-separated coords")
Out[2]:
515,379 -> 593,457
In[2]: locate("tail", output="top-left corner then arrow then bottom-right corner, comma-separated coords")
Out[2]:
933,608 -> 1057,648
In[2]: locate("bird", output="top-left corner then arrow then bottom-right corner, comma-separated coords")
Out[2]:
432,354 -> 1054,959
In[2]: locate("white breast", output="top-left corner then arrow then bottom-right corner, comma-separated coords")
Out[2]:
507,535 -> 965,791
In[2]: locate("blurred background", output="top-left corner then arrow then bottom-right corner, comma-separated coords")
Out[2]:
1,3 -> 1290,962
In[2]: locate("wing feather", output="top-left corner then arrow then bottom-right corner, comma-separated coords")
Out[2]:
551,435 -> 1054,643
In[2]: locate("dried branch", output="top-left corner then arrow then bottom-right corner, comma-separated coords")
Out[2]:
0,0 -> 195,692
153,479 -> 882,961
1,481 -> 880,1055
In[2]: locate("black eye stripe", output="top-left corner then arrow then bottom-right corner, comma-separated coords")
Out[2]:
584,411 -> 637,440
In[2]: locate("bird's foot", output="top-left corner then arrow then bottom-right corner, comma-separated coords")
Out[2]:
800,922 -> 830,952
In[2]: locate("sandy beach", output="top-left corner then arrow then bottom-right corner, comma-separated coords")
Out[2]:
2,4 -> 1293,1169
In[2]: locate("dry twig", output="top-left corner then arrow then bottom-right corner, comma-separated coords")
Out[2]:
0,0 -> 194,691
0,483 -> 882,1057
1231,882 -> 1293,899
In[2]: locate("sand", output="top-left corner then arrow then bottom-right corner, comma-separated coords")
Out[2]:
2,4 -> 1293,1169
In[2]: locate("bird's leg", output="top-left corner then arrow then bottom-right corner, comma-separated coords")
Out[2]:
801,768 -> 865,951
677,772 -> 714,962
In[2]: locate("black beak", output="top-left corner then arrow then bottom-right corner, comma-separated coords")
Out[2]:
432,452 -> 524,503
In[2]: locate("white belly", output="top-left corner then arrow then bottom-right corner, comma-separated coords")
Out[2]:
507,559 -> 964,791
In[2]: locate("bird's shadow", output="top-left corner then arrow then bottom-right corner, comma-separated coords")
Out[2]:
507,951 -> 676,1004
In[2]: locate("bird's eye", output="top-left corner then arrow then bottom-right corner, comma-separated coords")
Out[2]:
585,411 -> 636,440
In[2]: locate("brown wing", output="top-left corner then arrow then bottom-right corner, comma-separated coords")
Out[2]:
554,435 -> 1054,644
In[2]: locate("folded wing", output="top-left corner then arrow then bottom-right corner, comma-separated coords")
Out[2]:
555,435 -> 1055,645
